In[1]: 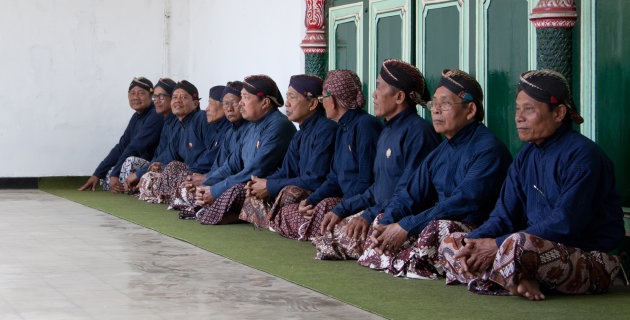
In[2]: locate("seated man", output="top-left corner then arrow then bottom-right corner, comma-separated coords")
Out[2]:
122,78 -> 177,194
172,82 -> 251,217
439,69 -> 626,300
135,80 -> 209,203
313,59 -> 441,259
238,74 -> 337,229
194,75 -> 297,225
271,69 -> 383,241
161,84 -> 230,207
78,77 -> 164,192
357,69 -> 512,280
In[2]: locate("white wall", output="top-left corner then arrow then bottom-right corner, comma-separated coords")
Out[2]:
0,0 -> 305,177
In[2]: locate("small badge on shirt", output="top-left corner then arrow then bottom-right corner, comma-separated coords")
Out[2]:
386,148 -> 391,158
214,141 -> 218,146
257,140 -> 260,149
348,145 -> 352,152
188,142 -> 193,148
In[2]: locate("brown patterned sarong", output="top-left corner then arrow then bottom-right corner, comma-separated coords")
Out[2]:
153,161 -> 189,204
101,156 -> 149,191
170,184 -> 195,210
273,197 -> 341,241
198,183 -> 247,225
358,219 -> 473,280
312,212 -> 373,260
239,185 -> 312,230
439,232 -> 624,296
137,172 -> 163,203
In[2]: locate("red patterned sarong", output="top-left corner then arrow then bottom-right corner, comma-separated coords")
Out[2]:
153,161 -> 189,204
197,183 -> 247,225
239,185 -> 311,230
439,232 -> 624,295
358,219 -> 473,279
273,197 -> 341,241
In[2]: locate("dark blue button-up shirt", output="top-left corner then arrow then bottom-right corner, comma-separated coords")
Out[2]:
265,110 -> 338,198
152,113 -> 177,159
380,122 -> 513,236
467,124 -> 625,252
202,119 -> 252,184
329,108 -> 441,220
136,109 -> 208,178
188,117 -> 231,174
305,108 -> 383,205
95,104 -> 164,178
205,108 -> 297,198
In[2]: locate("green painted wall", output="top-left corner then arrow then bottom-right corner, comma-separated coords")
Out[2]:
485,0 -> 529,156
596,0 -> 630,206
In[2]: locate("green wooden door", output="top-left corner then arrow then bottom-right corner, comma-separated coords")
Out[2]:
595,0 -> 630,206
484,0 -> 530,156
423,6 -> 460,100
335,21 -> 358,71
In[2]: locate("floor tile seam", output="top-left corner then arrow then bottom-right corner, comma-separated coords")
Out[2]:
39,189 -> 388,319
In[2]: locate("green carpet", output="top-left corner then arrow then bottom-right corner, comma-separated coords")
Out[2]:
40,177 -> 630,320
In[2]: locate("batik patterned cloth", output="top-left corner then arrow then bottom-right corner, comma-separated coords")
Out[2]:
358,219 -> 474,280
439,232 -> 624,296
171,184 -> 195,208
271,197 -> 342,241
153,161 -> 189,204
198,183 -> 247,225
312,211 -> 373,260
239,185 -> 311,230
100,156 -> 149,191
137,171 -> 163,203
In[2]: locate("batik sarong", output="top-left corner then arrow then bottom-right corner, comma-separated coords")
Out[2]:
439,232 -> 624,296
197,183 -> 247,225
273,197 -> 341,241
170,183 -> 197,212
239,185 -> 311,230
101,156 -> 149,191
312,211 -> 373,260
153,161 -> 189,204
137,171 -> 162,203
358,219 -> 474,280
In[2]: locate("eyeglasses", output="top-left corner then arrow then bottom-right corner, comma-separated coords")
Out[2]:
152,94 -> 171,102
424,100 -> 469,112
317,95 -> 333,104
222,100 -> 240,108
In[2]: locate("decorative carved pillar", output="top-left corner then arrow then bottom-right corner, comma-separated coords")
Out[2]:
301,0 -> 327,79
529,0 -> 578,87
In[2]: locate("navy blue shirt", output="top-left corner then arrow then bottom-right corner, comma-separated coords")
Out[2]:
265,110 -> 338,198
188,117 -> 231,174
202,119 -> 252,184
152,113 -> 178,159
95,104 -> 164,178
467,124 -> 625,252
329,108 -> 441,219
380,122 -> 513,236
205,108 -> 297,198
136,109 -> 208,178
305,108 -> 383,205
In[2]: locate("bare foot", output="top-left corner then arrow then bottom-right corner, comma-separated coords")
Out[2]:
515,278 -> 545,301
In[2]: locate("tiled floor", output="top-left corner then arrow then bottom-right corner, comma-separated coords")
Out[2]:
0,190 -> 383,320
